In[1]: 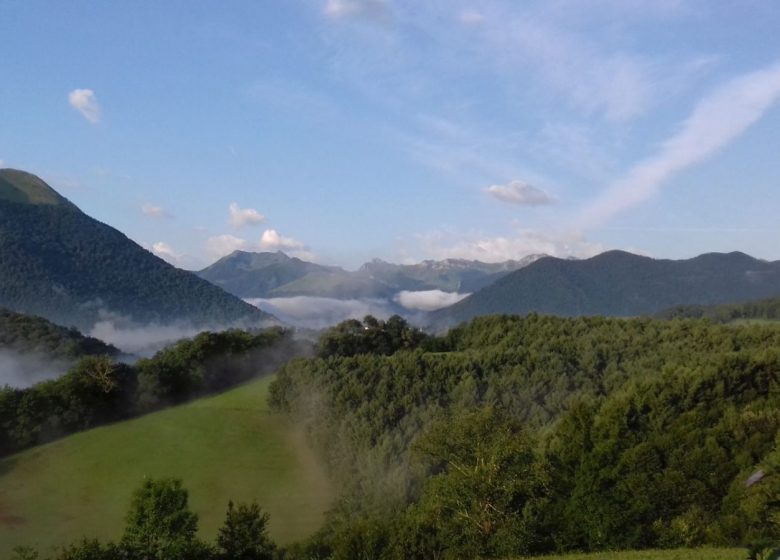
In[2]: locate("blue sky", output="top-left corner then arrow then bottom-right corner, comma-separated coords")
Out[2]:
1,0 -> 779,269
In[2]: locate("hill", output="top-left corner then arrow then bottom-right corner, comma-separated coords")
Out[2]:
0,169 -> 271,330
431,250 -> 780,326
0,376 -> 333,556
198,251 -> 544,300
0,307 -> 118,361
0,308 -> 119,387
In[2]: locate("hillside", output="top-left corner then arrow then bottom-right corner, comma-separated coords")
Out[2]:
658,294 -> 780,323
0,169 -> 271,330
0,376 -> 333,556
431,250 -> 780,326
0,307 -> 118,361
198,250 -> 543,299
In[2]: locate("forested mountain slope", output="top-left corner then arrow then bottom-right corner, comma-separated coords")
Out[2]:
0,169 -> 271,330
432,250 -> 780,326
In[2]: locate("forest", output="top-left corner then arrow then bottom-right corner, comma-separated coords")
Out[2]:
269,315 -> 780,559
5,314 -> 780,559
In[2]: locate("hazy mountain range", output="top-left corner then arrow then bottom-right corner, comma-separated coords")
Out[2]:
3,168 -> 780,336
197,250 -> 544,300
0,169 -> 270,332
430,250 -> 780,327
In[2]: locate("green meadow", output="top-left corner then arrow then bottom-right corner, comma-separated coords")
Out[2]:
517,548 -> 745,560
0,376 -> 333,557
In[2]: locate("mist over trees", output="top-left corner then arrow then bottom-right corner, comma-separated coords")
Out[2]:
0,327 -> 308,457
269,314 -> 780,558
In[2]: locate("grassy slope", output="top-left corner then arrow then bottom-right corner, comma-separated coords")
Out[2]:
517,549 -> 744,560
0,376 -> 333,556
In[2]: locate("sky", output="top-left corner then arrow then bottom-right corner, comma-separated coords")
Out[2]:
1,0 -> 780,270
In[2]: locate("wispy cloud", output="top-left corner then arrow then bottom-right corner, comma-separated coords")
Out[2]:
150,241 -> 180,264
206,234 -> 248,259
459,9 -> 485,25
141,203 -> 172,219
485,180 -> 556,206
324,0 -> 391,22
578,62 -> 780,228
68,89 -> 102,124
229,202 -> 265,229
413,228 -> 602,263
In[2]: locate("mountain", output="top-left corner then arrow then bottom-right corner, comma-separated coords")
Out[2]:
0,169 -> 271,330
431,250 -> 780,326
197,250 -> 339,298
197,251 -> 545,299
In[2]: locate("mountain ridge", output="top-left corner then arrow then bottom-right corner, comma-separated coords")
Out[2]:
430,250 -> 780,326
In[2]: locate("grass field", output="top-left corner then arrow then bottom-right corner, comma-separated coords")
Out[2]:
0,375 -> 333,557
516,548 -> 745,560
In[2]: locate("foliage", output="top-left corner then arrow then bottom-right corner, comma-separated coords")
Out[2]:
0,326 -> 303,457
315,315 -> 429,359
216,501 -> 275,560
270,314 -> 780,558
0,307 -> 118,361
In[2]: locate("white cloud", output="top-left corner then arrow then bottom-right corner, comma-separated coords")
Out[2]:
260,229 -> 305,251
68,89 -> 102,124
206,234 -> 248,259
415,229 -> 602,263
485,180 -> 556,206
0,159 -> 5,168
578,61 -> 780,229
459,9 -> 485,25
142,203 -> 171,219
324,0 -> 390,22
394,290 -> 469,311
229,202 -> 265,229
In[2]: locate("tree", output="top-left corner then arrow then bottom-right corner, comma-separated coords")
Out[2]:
121,478 -> 207,560
216,501 -> 275,560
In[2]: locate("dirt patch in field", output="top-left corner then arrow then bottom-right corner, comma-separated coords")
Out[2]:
0,508 -> 26,527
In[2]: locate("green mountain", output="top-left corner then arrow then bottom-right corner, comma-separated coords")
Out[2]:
0,169 -> 271,330
431,250 -> 780,326
0,307 -> 118,361
197,251 -> 544,299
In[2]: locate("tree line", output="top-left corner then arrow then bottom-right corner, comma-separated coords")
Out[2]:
0,326 -> 307,457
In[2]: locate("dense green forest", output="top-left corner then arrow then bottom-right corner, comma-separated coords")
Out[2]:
658,295 -> 780,324
0,169 -> 270,329
0,327 -> 307,457
0,307 -> 118,361
268,315 -> 780,559
6,315 -> 780,559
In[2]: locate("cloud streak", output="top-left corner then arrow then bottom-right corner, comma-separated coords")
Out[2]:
142,203 -> 171,219
324,0 -> 390,22
394,290 -> 469,311
578,62 -> 780,229
485,180 -> 556,206
68,89 -> 102,123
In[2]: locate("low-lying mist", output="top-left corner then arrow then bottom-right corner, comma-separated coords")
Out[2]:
0,350 -> 68,388
247,290 -> 469,329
